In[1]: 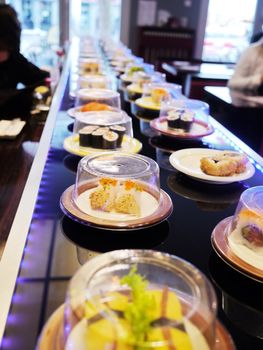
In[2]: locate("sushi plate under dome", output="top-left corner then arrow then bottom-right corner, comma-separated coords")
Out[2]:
63,134 -> 142,157
211,186 -> 263,282
60,152 -> 173,230
150,116 -> 214,139
36,304 -> 235,350
36,249 -> 235,350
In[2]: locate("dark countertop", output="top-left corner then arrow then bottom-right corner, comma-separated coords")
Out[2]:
0,121 -> 44,245
205,86 -> 263,107
1,65 -> 263,350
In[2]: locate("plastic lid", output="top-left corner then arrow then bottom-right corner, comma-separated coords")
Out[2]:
75,110 -> 130,126
81,153 -> 157,178
76,88 -> 119,100
239,186 -> 263,211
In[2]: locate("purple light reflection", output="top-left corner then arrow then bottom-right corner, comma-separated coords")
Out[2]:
1,336 -> 13,349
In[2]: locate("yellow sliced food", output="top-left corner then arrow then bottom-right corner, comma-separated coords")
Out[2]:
135,97 -> 161,110
84,289 -> 193,349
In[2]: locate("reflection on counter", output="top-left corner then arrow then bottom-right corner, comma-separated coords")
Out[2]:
150,134 -> 205,152
63,154 -> 82,173
61,215 -> 170,264
138,118 -> 158,137
149,134 -> 206,171
168,173 -> 247,212
67,122 -> 74,132
209,253 -> 263,340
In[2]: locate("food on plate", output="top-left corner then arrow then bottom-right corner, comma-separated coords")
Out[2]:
179,110 -> 194,131
89,179 -> 142,216
200,152 -> 248,176
167,109 -> 194,131
82,266 -> 193,349
81,61 -> 100,74
137,71 -> 152,88
151,87 -> 170,105
79,125 -> 98,147
102,130 -> 119,149
167,110 -> 181,129
115,180 -> 142,215
80,102 -> 111,112
109,125 -> 126,147
234,209 -> 263,249
78,76 -> 108,89
89,178 -> 117,212
79,124 -> 126,149
127,66 -> 144,76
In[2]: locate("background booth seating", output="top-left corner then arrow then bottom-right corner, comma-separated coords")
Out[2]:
136,26 -> 195,68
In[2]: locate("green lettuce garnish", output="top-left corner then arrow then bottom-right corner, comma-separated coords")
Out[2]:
120,265 -> 155,346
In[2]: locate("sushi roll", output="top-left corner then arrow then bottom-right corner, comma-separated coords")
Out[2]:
91,127 -> 109,148
233,209 -> 263,250
79,125 -> 98,147
167,110 -> 181,129
179,110 -> 194,132
102,131 -> 119,149
109,125 -> 126,147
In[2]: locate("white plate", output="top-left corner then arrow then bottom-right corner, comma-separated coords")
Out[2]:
65,317 -> 210,350
76,188 -> 159,221
169,148 -> 255,184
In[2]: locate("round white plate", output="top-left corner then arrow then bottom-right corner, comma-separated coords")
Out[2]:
65,316 -> 210,350
76,188 -> 159,221
169,148 -> 255,184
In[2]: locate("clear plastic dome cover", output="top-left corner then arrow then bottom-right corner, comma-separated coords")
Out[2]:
142,82 -> 183,103
64,249 -> 217,349
75,88 -> 120,108
228,186 -> 263,269
77,74 -> 114,90
122,63 -> 154,81
127,71 -> 166,93
72,152 -> 161,221
160,98 -> 210,131
132,83 -> 183,120
110,55 -> 144,70
78,58 -> 103,74
73,110 -> 133,151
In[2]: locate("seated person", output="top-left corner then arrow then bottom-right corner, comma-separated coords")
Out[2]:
0,5 -> 49,119
227,37 -> 263,92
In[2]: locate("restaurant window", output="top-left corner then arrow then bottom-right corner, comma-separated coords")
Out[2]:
202,0 -> 257,63
77,0 -> 121,41
6,0 -> 59,66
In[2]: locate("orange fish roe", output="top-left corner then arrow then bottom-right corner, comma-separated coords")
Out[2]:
124,180 -> 143,192
99,178 -> 118,187
80,102 -> 111,112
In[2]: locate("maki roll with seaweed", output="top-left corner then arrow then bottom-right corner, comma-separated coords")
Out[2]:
167,110 -> 181,129
102,131 -> 119,149
179,110 -> 194,132
91,127 -> 109,148
109,125 -> 126,147
79,125 -> 98,147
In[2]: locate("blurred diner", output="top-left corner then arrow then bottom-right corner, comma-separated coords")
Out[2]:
0,4 -> 49,119
227,36 -> 263,93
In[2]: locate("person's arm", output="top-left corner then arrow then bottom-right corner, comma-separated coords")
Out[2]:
227,46 -> 262,91
15,53 -> 49,87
